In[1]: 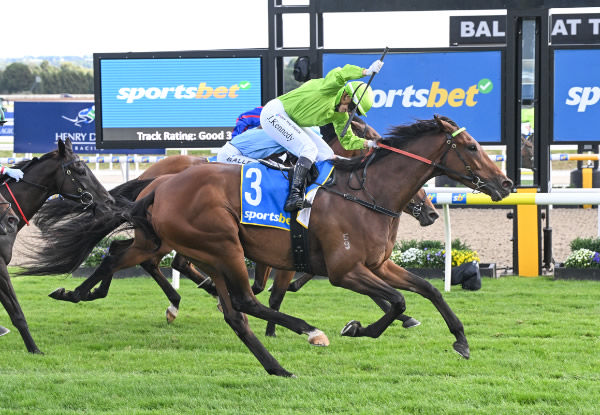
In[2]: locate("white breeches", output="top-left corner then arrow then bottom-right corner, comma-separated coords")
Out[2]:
259,98 -> 334,163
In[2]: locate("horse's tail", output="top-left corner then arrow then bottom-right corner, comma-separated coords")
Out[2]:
121,190 -> 161,251
18,200 -> 136,276
109,178 -> 155,204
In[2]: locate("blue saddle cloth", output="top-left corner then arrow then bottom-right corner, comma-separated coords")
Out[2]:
240,160 -> 334,230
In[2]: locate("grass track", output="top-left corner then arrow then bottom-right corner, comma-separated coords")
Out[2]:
1,273 -> 599,414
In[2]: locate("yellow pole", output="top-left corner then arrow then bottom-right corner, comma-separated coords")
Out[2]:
516,188 -> 539,277
582,167 -> 593,209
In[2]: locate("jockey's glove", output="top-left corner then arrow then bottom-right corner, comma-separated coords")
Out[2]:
365,60 -> 384,76
1,167 -> 24,181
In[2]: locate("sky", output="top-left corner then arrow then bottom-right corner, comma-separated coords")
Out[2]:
1,0 -> 458,58
3,2 -> 599,58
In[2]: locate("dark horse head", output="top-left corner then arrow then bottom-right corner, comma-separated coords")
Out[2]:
11,138 -> 115,223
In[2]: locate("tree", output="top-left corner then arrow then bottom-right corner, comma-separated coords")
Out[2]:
0,62 -> 35,93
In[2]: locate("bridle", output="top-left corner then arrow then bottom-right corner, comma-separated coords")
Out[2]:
405,196 -> 427,219
2,155 -> 95,225
321,126 -> 486,218
376,127 -> 486,190
0,200 -> 15,234
58,158 -> 94,208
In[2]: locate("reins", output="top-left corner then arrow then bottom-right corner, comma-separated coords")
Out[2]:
318,125 -> 485,218
3,182 -> 29,225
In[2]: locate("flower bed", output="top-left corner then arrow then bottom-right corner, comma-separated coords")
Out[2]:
556,237 -> 600,280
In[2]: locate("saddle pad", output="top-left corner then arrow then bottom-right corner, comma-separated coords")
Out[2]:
240,160 -> 334,231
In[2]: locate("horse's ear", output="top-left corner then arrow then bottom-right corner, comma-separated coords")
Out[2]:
58,137 -> 73,156
433,114 -> 450,133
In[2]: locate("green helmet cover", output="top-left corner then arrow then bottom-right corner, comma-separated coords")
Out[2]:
345,81 -> 374,117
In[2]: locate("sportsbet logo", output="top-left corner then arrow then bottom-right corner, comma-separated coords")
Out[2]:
372,78 -> 493,109
116,81 -> 252,103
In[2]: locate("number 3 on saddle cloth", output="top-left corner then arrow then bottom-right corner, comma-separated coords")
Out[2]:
240,160 -> 334,231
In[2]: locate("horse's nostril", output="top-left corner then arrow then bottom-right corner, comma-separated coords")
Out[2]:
430,212 -> 440,220
502,180 -> 514,189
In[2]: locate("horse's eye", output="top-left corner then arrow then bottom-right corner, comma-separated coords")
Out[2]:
468,144 -> 477,151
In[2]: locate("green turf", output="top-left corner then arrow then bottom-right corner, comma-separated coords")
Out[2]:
0,273 -> 599,414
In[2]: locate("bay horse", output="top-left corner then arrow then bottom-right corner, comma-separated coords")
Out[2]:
34,121 -> 437,330
0,138 -> 114,353
29,116 -> 512,376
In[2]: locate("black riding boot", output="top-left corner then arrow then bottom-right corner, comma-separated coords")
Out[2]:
284,156 -> 313,212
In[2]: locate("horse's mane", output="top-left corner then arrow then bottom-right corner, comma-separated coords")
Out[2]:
332,116 -> 458,172
12,151 -> 56,170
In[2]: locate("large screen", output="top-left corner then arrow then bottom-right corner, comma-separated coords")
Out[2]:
553,48 -> 600,142
96,55 -> 262,148
323,50 -> 503,143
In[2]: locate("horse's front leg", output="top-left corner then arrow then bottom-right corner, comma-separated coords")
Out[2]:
372,259 -> 469,359
0,261 -> 42,353
329,263 -> 406,339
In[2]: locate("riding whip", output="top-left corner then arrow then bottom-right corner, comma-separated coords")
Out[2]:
340,46 -> 389,137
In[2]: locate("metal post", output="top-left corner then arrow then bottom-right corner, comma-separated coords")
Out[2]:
443,204 -> 452,292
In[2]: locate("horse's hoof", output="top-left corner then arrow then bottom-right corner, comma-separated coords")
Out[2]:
402,318 -> 421,329
340,320 -> 361,337
307,329 -> 329,346
453,341 -> 470,359
0,326 -> 10,336
166,305 -> 178,324
48,288 -> 66,300
269,368 -> 296,378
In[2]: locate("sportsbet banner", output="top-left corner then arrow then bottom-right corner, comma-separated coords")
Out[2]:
323,51 -> 502,143
553,49 -> 600,142
98,57 -> 262,148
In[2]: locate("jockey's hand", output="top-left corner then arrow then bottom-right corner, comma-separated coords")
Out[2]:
364,140 -> 378,149
2,167 -> 24,181
365,60 -> 384,76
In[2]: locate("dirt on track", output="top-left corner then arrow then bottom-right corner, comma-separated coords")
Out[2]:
395,206 -> 599,273
11,206 -> 598,275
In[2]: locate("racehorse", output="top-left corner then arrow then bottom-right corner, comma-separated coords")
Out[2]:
521,134 -> 535,170
33,121 -> 437,329
0,138 -> 114,353
28,115 -> 512,376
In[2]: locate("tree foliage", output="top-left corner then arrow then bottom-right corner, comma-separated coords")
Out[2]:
0,60 -> 93,94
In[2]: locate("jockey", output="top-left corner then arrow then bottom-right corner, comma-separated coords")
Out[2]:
231,106 -> 263,138
0,107 -> 23,182
260,60 -> 381,211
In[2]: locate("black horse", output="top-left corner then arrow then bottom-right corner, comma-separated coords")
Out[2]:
1,138 -> 114,353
